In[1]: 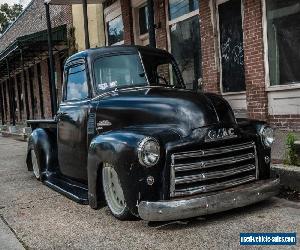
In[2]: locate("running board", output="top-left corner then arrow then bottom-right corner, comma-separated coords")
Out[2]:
44,175 -> 89,205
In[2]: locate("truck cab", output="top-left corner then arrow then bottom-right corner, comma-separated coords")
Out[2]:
26,46 -> 279,221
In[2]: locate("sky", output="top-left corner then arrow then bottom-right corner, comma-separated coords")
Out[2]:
0,0 -> 32,7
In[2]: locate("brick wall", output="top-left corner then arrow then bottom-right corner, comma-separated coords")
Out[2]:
0,0 -> 72,51
199,0 -> 220,94
120,0 -> 134,45
243,0 -> 268,121
40,59 -> 52,119
155,0 -> 168,50
269,115 -> 300,131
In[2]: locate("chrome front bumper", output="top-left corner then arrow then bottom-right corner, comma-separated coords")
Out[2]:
138,178 -> 280,221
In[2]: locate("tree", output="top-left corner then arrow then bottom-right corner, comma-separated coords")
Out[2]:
0,3 -> 23,35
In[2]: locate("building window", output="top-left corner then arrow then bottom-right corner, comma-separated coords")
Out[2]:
104,1 -> 124,46
169,0 -> 199,20
266,0 -> 300,86
168,0 -> 201,90
107,15 -> 124,45
217,0 -> 245,93
138,5 -> 149,35
132,1 -> 149,46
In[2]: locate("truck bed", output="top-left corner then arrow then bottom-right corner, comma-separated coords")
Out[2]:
27,119 -> 57,134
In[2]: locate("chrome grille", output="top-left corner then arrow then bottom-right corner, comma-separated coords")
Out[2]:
170,142 -> 258,198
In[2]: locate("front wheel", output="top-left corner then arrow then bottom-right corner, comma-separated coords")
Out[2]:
102,163 -> 133,220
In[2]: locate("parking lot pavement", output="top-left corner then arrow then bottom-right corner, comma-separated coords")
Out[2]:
0,136 -> 299,250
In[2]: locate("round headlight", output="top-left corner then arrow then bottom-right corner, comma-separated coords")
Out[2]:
137,137 -> 160,167
260,126 -> 275,147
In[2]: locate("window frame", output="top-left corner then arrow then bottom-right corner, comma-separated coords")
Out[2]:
131,0 -> 149,46
168,0 -> 199,23
165,0 -> 201,89
262,0 -> 300,92
104,1 -> 125,46
63,59 -> 90,103
166,1 -> 200,51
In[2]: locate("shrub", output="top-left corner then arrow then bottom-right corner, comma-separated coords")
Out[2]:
284,133 -> 299,166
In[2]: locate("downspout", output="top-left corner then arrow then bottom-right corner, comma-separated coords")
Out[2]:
82,0 -> 90,49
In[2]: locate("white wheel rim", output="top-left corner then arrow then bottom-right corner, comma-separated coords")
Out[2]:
31,150 -> 40,179
103,164 -> 126,215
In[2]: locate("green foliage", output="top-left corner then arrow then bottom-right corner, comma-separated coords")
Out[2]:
0,3 -> 23,35
284,133 -> 299,166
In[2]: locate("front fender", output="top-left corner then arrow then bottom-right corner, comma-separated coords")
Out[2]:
87,131 -> 145,213
87,126 -> 181,215
26,128 -> 58,179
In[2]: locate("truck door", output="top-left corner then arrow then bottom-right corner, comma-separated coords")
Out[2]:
57,61 -> 90,182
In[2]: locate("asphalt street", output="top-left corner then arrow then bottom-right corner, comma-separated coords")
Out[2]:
0,136 -> 299,250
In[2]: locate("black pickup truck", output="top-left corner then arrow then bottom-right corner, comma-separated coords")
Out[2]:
26,45 -> 279,221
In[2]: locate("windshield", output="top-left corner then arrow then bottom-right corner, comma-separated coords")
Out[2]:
94,54 -> 147,92
140,52 -> 185,88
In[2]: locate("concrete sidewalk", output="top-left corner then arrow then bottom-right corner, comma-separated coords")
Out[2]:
0,217 -> 24,250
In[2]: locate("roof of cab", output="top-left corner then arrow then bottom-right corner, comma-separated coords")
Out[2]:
65,45 -> 171,64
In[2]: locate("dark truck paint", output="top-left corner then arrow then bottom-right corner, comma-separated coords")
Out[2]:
26,45 -> 279,221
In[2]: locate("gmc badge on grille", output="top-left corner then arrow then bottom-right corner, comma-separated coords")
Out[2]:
205,128 -> 237,142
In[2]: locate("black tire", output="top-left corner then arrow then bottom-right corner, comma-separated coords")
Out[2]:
102,163 -> 133,220
31,149 -> 41,180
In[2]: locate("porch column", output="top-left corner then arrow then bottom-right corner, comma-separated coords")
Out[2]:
45,1 -> 57,116
5,80 -> 11,124
120,0 -> 134,44
6,59 -> 16,125
20,49 -> 30,120
0,83 -> 4,125
82,0 -> 90,49
1,83 -> 7,122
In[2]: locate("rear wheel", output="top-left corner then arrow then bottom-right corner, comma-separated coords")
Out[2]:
102,163 -> 133,220
31,150 -> 41,180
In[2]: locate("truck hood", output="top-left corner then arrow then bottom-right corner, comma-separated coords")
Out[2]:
93,87 -> 236,137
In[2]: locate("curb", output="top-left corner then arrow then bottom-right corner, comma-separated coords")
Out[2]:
0,131 -> 28,142
271,164 -> 300,192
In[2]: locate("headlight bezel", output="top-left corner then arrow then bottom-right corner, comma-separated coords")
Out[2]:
137,137 -> 160,167
259,125 -> 275,148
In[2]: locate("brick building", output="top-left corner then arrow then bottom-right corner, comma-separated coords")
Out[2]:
0,0 -> 72,124
102,0 -> 300,131
0,0 -> 299,132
